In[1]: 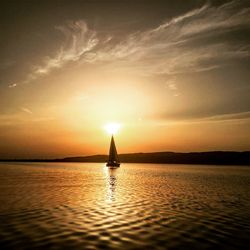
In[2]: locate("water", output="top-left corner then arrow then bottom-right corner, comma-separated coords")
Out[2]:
0,163 -> 249,249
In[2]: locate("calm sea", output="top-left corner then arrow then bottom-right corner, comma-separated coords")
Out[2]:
0,163 -> 249,249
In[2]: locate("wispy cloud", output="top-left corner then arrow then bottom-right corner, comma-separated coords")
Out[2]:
165,78 -> 180,97
189,111 -> 250,124
132,110 -> 250,128
21,107 -> 33,114
168,83 -> 177,91
94,0 -> 250,75
158,111 -> 250,125
17,0 -> 250,85
203,110 -> 250,121
8,83 -> 17,88
154,0 -> 250,39
23,20 -> 98,84
0,113 -> 54,127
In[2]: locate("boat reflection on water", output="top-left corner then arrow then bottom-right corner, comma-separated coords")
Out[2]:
105,167 -> 118,202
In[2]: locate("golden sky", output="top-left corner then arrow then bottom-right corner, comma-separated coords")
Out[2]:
0,0 -> 250,158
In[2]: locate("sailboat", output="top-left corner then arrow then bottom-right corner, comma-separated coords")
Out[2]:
106,135 -> 120,168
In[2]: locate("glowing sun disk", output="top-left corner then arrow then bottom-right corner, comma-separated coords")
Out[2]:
105,123 -> 121,135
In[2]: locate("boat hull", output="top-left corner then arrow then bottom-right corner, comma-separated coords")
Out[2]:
106,162 -> 120,168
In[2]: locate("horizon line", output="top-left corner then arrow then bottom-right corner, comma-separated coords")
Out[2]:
0,150 -> 249,162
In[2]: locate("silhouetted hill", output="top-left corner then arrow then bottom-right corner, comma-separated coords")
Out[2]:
2,151 -> 249,165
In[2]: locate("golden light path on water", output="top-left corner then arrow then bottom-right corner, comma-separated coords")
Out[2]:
0,162 -> 249,249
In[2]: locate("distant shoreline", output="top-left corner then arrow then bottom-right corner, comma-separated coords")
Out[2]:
1,151 -> 249,166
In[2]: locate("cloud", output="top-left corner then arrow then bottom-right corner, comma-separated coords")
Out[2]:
166,78 -> 177,90
154,0 -> 250,39
21,107 -> 33,114
168,84 -> 177,91
18,0 -> 250,85
201,111 -> 250,122
23,20 -> 99,84
8,83 -> 17,88
161,110 -> 250,125
0,113 -> 54,127
165,78 -> 180,97
93,0 -> 250,75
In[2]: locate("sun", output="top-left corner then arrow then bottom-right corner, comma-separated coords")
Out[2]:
105,123 -> 121,135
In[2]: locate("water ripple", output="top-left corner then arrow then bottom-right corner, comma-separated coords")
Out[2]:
0,163 -> 249,249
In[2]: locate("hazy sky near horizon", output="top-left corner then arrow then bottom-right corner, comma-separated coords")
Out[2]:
0,0 -> 250,158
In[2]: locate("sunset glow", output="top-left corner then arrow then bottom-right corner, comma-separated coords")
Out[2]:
0,2 -> 249,250
0,1 -> 249,159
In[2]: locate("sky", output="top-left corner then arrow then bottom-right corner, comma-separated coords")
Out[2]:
0,0 -> 249,159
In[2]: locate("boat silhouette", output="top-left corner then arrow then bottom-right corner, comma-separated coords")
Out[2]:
106,135 -> 120,168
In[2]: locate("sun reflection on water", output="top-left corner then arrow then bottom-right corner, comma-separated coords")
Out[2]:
0,163 -> 249,249
104,167 -> 118,202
